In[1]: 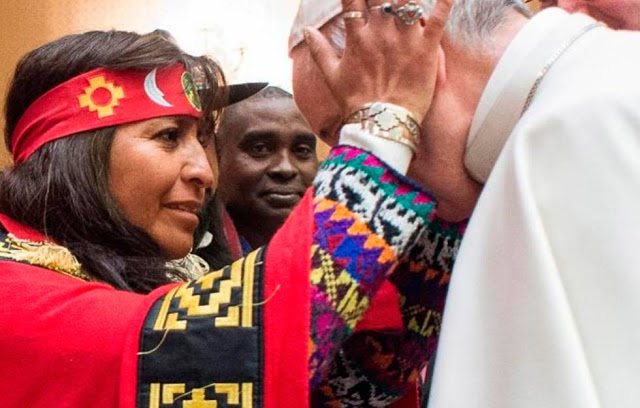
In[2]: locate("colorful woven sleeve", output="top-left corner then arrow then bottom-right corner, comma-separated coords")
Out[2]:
390,224 -> 466,397
309,146 -> 467,406
314,228 -> 467,406
308,145 -> 459,391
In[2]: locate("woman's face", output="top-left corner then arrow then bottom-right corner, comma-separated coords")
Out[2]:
109,116 -> 217,259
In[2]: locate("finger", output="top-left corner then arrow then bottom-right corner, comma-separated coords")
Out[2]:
341,0 -> 366,12
341,0 -> 368,32
423,0 -> 452,42
340,10 -> 367,31
367,1 -> 397,30
304,28 -> 340,81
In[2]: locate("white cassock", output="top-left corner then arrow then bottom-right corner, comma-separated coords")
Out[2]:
429,8 -> 640,408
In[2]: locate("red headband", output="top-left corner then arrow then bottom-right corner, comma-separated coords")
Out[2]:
11,64 -> 203,164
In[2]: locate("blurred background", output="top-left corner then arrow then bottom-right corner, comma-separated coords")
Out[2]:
0,0 -> 541,166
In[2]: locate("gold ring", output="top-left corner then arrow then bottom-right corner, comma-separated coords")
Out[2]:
341,10 -> 367,19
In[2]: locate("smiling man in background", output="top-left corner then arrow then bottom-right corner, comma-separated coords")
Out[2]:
215,86 -> 318,253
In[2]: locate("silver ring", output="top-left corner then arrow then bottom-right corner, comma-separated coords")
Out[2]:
341,10 -> 367,19
369,1 -> 424,25
395,1 -> 424,25
369,2 -> 394,15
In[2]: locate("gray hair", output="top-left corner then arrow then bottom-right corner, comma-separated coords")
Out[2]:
323,0 -> 531,52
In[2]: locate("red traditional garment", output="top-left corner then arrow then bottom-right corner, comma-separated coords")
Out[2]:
0,200 -> 415,408
0,214 -> 167,407
0,145 -> 462,407
220,206 -> 245,261
3,55 -> 449,407
0,209 -> 311,407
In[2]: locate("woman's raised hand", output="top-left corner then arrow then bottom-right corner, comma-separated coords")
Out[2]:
303,0 -> 452,123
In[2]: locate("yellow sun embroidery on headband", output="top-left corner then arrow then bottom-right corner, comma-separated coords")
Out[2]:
78,76 -> 125,118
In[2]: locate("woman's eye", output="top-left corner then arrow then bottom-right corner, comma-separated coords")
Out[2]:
155,128 -> 181,144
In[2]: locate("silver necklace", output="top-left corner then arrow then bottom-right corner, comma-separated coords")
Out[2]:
522,22 -> 602,115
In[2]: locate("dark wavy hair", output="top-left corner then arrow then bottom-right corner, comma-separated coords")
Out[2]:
0,30 -> 231,293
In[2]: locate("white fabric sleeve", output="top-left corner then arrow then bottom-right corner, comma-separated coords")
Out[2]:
338,124 -> 413,175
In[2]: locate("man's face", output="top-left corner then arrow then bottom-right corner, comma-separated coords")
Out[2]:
217,96 -> 318,229
542,0 -> 640,30
291,43 -> 342,146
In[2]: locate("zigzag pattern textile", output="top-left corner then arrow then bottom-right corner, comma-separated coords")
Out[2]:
309,146 -> 467,405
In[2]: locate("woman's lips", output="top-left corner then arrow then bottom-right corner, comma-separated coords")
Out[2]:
164,201 -> 203,227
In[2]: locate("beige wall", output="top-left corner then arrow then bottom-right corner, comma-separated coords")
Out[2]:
1,2 -> 51,167
0,0 -> 161,166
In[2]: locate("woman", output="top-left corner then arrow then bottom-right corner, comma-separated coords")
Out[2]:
0,1 -> 462,407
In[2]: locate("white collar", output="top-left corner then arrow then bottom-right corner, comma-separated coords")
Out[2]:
465,8 -> 598,183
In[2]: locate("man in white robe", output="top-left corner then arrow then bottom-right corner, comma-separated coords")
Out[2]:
290,1 -> 640,407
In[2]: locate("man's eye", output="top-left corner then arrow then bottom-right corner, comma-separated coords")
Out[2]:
249,143 -> 270,156
294,144 -> 314,159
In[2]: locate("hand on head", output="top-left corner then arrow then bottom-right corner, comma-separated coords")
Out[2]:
302,0 -> 452,124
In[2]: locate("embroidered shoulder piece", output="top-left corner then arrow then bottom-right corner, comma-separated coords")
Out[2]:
0,229 -> 88,281
137,247 -> 266,408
